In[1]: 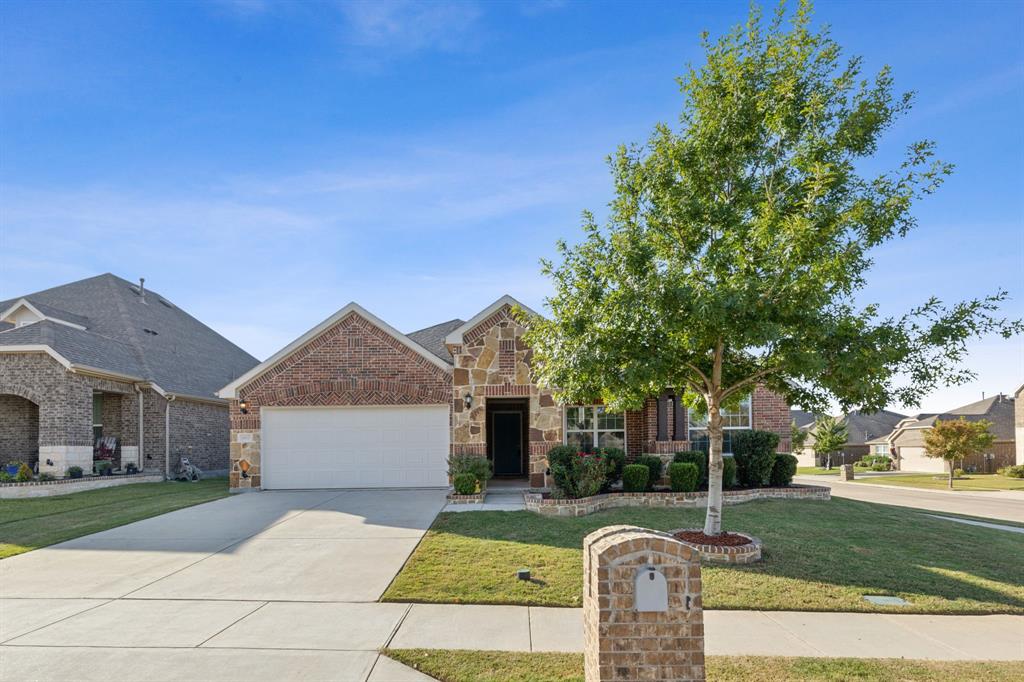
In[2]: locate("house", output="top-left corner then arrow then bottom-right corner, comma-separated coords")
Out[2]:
885,394 -> 1017,473
792,409 -> 906,467
1016,384 -> 1024,465
0,274 -> 259,477
218,295 -> 791,491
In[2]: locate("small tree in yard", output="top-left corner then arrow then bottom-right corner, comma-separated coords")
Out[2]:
812,416 -> 848,470
924,418 -> 995,489
520,1 -> 1021,536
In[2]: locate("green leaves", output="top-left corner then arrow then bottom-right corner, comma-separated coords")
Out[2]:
523,0 -> 1019,419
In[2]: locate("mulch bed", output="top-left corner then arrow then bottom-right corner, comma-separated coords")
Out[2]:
674,530 -> 752,547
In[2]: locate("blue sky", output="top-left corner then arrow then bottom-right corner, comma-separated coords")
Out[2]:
1,0 -> 1021,413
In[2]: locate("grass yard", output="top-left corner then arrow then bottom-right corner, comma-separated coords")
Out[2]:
851,473 -> 1024,492
0,478 -> 229,559
795,467 -> 838,475
382,498 -> 1024,614
385,650 -> 1024,682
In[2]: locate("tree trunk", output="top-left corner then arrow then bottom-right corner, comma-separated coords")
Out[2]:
949,460 -> 954,490
703,401 -> 725,536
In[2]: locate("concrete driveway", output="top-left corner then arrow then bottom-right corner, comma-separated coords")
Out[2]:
0,488 -> 447,681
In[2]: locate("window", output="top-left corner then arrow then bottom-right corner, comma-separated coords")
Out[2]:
92,394 -> 104,443
687,395 -> 752,455
872,444 -> 889,456
564,406 -> 625,450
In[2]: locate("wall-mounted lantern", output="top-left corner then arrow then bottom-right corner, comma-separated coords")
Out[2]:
239,399 -> 249,415
463,394 -> 473,409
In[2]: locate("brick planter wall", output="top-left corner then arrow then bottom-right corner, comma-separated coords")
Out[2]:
524,484 -> 830,517
445,491 -> 487,504
0,473 -> 165,499
670,529 -> 763,565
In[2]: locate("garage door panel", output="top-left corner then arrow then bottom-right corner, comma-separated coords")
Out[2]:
262,406 -> 449,489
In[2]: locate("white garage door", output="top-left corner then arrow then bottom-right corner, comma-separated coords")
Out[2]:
899,446 -> 946,473
261,406 -> 450,489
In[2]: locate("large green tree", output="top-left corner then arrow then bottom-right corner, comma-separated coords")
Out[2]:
521,1 -> 1021,535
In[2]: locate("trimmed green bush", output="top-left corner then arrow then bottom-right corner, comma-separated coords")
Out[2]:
732,430 -> 780,487
38,472 -> 56,482
673,451 -> 707,487
998,465 -> 1024,478
547,446 -> 607,499
722,456 -> 737,489
0,471 -> 12,482
67,466 -> 83,479
635,455 -> 664,490
453,473 -> 477,495
622,464 -> 649,493
769,453 -> 798,487
15,463 -> 33,482
668,462 -> 700,492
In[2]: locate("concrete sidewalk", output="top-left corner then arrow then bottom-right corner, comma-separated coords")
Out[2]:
387,604 -> 1024,661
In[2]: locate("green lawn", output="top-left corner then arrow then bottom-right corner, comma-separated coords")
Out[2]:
795,467 -> 838,475
0,478 -> 229,559
385,650 -> 1024,682
382,498 -> 1024,614
851,473 -> 1024,492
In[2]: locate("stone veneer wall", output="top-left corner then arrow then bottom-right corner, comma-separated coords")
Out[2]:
448,304 -> 560,487
228,311 -> 452,490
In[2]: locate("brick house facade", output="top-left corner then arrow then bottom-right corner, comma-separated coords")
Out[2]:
222,296 -> 792,491
0,274 -> 257,477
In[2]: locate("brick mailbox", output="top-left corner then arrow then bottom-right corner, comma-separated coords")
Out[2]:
583,525 -> 705,681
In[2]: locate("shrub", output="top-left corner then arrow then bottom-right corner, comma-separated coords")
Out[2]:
452,473 -> 477,495
15,463 -> 33,482
601,447 -> 626,491
67,465 -> 83,479
722,456 -> 737,489
547,446 -> 607,499
673,451 -> 707,487
953,468 -> 966,479
731,430 -> 780,487
635,455 -> 664,490
38,472 -> 56,482
998,465 -> 1024,478
125,462 -> 139,475
622,464 -> 649,492
869,463 -> 889,471
0,471 -> 12,482
668,462 -> 700,493
769,454 -> 798,487
448,453 -> 493,490
95,461 -> 113,475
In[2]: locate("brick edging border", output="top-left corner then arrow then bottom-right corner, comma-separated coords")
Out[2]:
670,528 -> 763,564
0,472 -> 159,488
446,491 -> 487,504
523,484 -> 830,517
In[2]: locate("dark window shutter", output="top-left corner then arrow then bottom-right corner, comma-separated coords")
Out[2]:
673,396 -> 686,441
656,394 -> 669,441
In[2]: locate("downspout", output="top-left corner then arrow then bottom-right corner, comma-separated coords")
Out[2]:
135,385 -> 145,471
165,395 -> 176,480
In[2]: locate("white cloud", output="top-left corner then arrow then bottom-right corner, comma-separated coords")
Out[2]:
338,0 -> 482,54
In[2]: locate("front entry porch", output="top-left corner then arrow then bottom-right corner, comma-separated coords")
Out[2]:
486,398 -> 530,479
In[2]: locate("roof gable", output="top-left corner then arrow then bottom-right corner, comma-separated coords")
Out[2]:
444,295 -> 541,346
0,274 -> 258,398
407,318 -> 464,362
218,302 -> 452,398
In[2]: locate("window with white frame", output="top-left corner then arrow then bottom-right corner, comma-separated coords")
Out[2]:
687,395 -> 752,454
872,444 -> 889,456
564,405 -> 625,450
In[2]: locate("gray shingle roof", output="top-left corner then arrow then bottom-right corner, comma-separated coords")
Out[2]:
0,274 -> 258,398
899,395 -> 1015,440
406,319 -> 465,363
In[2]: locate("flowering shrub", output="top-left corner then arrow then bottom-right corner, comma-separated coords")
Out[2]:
547,446 -> 608,499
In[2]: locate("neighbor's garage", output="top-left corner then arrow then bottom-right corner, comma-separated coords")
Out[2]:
261,405 -> 450,489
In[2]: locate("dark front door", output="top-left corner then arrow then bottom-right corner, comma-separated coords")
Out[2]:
491,411 -> 523,476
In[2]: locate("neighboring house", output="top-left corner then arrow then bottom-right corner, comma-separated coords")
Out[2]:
1016,384 -> 1024,465
792,409 -> 906,468
886,394 -> 1017,473
219,295 -> 791,491
0,274 -> 259,476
